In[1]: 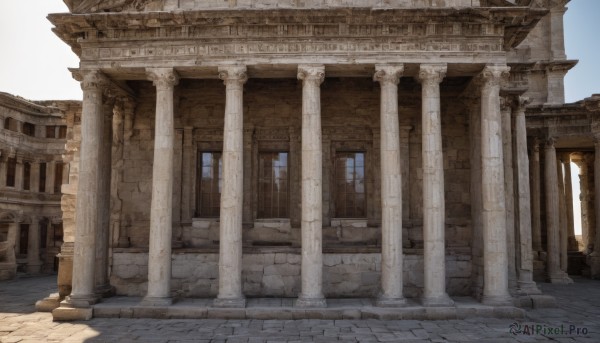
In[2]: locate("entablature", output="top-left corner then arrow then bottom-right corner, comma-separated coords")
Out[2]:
49,7 -> 547,58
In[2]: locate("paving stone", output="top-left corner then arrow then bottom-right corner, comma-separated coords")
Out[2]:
1,276 -> 600,342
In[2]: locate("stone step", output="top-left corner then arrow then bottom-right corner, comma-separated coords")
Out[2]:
91,297 -> 525,321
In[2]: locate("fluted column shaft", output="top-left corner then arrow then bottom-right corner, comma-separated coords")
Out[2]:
374,64 -> 406,307
479,66 -> 512,305
143,68 -> 179,305
501,99 -> 517,294
513,98 -> 540,294
214,66 -> 247,308
557,156 -> 568,272
296,65 -> 326,308
545,139 -> 572,283
418,64 -> 454,306
531,140 -> 543,252
95,96 -> 114,296
68,70 -> 106,307
26,217 -> 42,274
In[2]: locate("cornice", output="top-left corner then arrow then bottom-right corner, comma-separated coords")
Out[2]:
0,92 -> 68,119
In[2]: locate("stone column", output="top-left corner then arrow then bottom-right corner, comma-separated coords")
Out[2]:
500,98 -> 517,294
45,161 -> 55,194
0,222 -> 18,280
563,154 -> 578,251
512,97 -> 540,294
214,66 -> 247,308
468,97 -> 484,297
545,138 -> 573,284
95,96 -> 114,297
557,155 -> 568,272
143,68 -> 179,306
0,158 -> 7,187
530,139 -> 543,252
479,66 -> 512,305
373,64 -> 406,307
417,64 -> 453,306
400,126 -> 412,222
571,153 -> 589,252
296,64 -> 326,308
26,217 -> 42,274
15,159 -> 23,190
65,70 -> 106,308
591,138 -> 600,278
30,162 -> 40,195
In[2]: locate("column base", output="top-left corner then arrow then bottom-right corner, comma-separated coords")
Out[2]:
141,296 -> 173,306
65,294 -> 99,308
547,271 -> 573,284
421,294 -> 454,307
481,294 -> 513,306
295,295 -> 327,308
35,293 -> 61,312
52,306 -> 93,321
213,297 -> 246,308
376,296 -> 406,308
516,281 -> 542,295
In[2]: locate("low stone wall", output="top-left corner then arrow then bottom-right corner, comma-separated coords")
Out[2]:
111,251 -> 471,298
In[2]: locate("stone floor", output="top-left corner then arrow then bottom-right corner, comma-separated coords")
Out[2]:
0,275 -> 599,342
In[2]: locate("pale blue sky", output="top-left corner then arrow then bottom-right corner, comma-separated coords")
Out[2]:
0,0 -> 597,101
564,0 -> 600,102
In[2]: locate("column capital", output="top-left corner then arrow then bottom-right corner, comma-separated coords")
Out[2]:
545,137 -> 557,149
477,65 -> 511,88
500,97 -> 512,113
78,69 -> 109,92
593,133 -> 600,145
218,65 -> 248,86
297,64 -> 325,85
374,64 -> 404,85
146,68 -> 179,90
516,96 -> 531,110
417,64 -> 447,85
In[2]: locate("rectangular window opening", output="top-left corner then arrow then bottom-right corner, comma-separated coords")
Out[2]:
334,152 -> 366,218
196,151 -> 222,218
23,162 -> 31,190
258,152 -> 289,219
39,163 -> 47,192
6,158 -> 16,187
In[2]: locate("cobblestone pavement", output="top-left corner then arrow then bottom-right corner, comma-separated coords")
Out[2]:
0,275 -> 598,342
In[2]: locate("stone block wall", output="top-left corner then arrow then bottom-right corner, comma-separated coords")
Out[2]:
119,77 -> 473,251
111,251 -> 472,298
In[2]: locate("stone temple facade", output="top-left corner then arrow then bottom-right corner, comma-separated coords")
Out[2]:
30,0 -> 597,320
0,93 -> 79,280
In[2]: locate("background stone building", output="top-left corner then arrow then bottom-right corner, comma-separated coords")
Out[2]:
32,0 -> 597,320
0,92 -> 79,280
